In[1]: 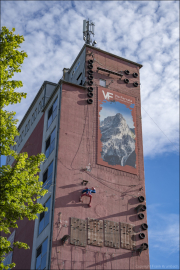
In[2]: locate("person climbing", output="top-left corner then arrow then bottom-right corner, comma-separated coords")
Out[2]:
79,187 -> 96,207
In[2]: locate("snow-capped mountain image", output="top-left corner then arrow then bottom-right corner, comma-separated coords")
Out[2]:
100,113 -> 136,167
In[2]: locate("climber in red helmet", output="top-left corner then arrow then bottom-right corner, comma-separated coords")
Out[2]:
79,187 -> 96,207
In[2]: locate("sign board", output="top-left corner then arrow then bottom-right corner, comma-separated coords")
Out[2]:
97,87 -> 138,174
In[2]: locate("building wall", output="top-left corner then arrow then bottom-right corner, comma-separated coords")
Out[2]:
6,81 -> 57,167
50,46 -> 149,269
12,114 -> 45,269
4,81 -> 57,269
65,46 -> 86,86
31,86 -> 61,269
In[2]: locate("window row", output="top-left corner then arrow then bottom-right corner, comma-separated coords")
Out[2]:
25,120 -> 31,135
38,197 -> 51,235
3,230 -> 15,266
31,98 -> 44,126
11,97 -> 44,151
36,237 -> 48,270
43,161 -> 53,190
47,97 -> 57,129
45,128 -> 56,159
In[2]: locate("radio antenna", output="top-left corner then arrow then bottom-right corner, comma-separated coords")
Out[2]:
83,19 -> 97,46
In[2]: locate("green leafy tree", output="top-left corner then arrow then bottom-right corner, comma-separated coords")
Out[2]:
0,26 -> 48,270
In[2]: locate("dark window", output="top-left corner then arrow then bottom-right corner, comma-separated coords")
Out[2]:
77,72 -> 82,81
43,161 -> 53,189
38,197 -> 51,234
47,98 -> 58,129
36,238 -> 48,270
45,128 -> 56,158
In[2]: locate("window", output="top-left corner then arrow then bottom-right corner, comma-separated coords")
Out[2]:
43,161 -> 53,190
35,108 -> 37,119
38,101 -> 42,113
42,97 -> 44,108
45,128 -> 56,158
47,98 -> 58,129
3,231 -> 15,267
13,144 -> 17,151
31,109 -> 37,125
18,132 -> 23,146
31,113 -> 34,125
18,135 -> 22,146
25,120 -> 30,135
3,252 -> 13,267
99,79 -> 106,87
38,197 -> 51,234
36,238 -> 48,270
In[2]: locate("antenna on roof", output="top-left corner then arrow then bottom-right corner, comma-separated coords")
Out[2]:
83,19 -> 97,46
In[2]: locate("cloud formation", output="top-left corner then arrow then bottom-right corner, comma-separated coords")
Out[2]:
2,1 -> 179,157
147,204 -> 179,255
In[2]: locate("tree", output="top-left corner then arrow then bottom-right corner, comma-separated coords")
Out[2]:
0,26 -> 48,270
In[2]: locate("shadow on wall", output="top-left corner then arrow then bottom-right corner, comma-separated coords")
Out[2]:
55,189 -> 91,209
55,188 -> 138,223
87,250 -> 139,268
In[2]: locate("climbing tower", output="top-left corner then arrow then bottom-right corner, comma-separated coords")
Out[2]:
5,20 -> 149,270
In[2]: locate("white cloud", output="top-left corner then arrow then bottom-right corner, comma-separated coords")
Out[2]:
147,204 -> 179,255
1,0 -> 179,157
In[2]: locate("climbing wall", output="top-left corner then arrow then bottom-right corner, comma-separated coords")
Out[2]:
104,220 -> 120,249
70,217 -> 87,247
120,222 -> 135,250
87,218 -> 103,247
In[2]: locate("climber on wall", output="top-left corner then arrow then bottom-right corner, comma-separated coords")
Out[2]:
79,187 -> 96,207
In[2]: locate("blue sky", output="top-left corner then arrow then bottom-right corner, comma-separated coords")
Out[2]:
99,100 -> 135,128
1,1 -> 179,269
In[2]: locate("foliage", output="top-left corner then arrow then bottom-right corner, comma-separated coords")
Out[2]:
0,26 -> 48,269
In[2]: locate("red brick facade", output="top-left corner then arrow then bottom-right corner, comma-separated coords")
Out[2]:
12,114 -> 44,269
50,47 -> 149,269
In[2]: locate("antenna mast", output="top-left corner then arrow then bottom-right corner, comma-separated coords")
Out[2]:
83,19 -> 97,46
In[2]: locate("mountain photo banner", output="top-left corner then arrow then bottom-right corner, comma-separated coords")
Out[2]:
97,87 -> 138,175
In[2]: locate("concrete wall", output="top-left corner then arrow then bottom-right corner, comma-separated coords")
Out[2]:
50,47 -> 149,269
65,47 -> 86,86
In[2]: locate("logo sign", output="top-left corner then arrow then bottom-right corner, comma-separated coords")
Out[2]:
102,90 -> 113,100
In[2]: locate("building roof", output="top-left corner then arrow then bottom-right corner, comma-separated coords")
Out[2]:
67,44 -> 143,76
18,81 -> 57,130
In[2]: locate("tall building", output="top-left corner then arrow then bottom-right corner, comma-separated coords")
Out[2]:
5,28 -> 150,269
